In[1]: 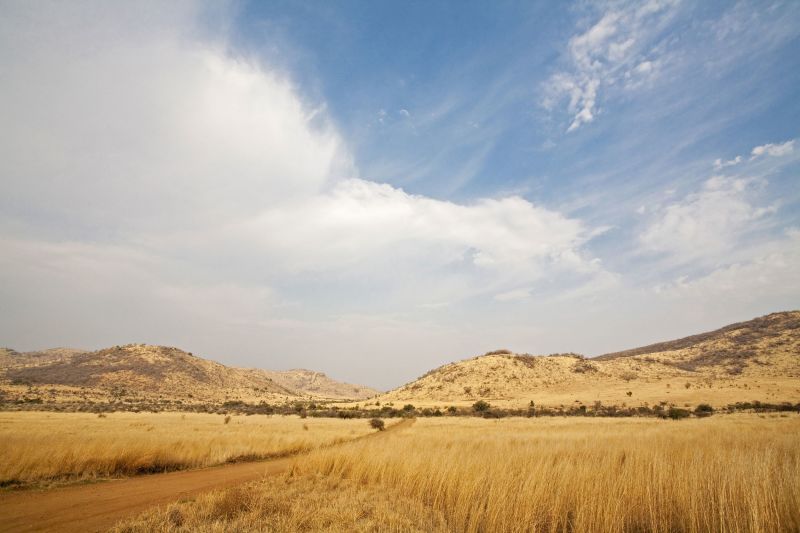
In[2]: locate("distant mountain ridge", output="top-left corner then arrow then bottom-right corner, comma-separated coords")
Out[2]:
264,368 -> 380,401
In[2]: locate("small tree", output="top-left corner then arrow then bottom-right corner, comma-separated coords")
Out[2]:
403,404 -> 415,412
369,418 -> 385,431
473,400 -> 490,413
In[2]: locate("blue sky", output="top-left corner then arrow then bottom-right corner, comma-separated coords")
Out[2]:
1,1 -> 798,389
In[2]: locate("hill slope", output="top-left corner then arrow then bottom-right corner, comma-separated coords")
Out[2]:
0,344 -> 299,404
378,311 -> 800,408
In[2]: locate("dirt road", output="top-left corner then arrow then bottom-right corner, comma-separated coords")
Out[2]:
0,418 -> 414,533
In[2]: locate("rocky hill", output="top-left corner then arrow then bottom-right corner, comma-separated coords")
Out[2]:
378,311 -> 800,408
0,344 -> 373,404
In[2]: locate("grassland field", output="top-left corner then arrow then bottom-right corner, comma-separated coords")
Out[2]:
119,414 -> 800,533
2,411 -> 798,532
0,411 -> 383,489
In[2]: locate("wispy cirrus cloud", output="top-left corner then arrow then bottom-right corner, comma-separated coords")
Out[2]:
542,0 -> 679,132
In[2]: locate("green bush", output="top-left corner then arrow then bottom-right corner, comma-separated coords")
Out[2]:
369,418 -> 385,431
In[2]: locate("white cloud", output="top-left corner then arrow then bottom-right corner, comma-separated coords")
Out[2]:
0,2 -> 350,234
652,229 -> 800,301
543,0 -> 679,132
713,155 -> 742,170
750,140 -> 795,159
221,179 -> 605,303
710,139 -> 794,170
639,176 -> 777,261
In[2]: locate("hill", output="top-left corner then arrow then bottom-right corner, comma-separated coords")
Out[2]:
0,344 -> 373,405
377,311 -> 800,408
264,369 -> 379,400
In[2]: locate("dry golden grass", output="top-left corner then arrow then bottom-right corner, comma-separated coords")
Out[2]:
298,415 -> 800,532
125,415 -> 800,532
113,474 -> 448,533
0,412 -> 380,488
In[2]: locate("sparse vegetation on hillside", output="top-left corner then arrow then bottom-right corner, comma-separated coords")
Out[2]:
0,344 -> 378,405
483,349 -> 512,356
376,311 -> 800,408
596,311 -> 800,363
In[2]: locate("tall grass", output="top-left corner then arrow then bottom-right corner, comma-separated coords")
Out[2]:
291,415 -> 800,532
113,474 -> 449,533
0,411 -> 374,487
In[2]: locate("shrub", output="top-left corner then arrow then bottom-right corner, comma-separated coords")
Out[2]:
572,360 -> 598,373
473,400 -> 490,413
369,418 -> 385,431
694,404 -> 714,417
484,349 -> 512,356
667,407 -> 691,420
402,404 -> 415,412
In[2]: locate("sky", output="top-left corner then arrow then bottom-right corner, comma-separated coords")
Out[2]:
1,0 -> 798,390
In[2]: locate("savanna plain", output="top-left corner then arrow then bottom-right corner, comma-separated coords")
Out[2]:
2,411 -> 798,532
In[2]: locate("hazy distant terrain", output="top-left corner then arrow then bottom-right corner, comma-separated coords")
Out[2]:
263,368 -> 380,401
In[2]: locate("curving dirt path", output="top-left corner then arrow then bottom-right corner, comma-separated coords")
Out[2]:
0,418 -> 414,533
